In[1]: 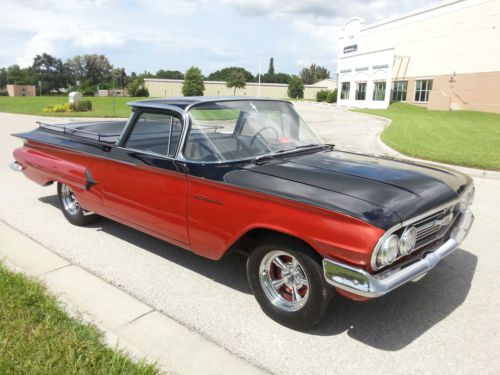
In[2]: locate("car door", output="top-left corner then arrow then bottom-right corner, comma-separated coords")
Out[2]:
102,110 -> 189,246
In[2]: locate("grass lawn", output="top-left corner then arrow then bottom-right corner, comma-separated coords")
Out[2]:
0,96 -> 142,118
355,103 -> 500,171
0,264 -> 159,374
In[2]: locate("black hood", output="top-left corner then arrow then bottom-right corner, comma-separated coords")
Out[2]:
223,150 -> 472,230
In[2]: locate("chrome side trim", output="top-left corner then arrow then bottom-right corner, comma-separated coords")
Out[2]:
9,161 -> 24,172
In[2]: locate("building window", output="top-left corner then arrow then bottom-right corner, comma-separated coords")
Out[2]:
373,81 -> 386,101
340,82 -> 350,100
414,79 -> 433,103
355,82 -> 366,100
392,81 -> 407,102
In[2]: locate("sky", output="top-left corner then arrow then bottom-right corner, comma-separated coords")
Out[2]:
0,0 -> 438,76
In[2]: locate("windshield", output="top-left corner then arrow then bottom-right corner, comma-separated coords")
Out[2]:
183,100 -> 322,162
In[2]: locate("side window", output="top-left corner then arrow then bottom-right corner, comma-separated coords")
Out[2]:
126,112 -> 182,157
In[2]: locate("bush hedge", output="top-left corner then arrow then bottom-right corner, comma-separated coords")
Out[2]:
316,90 -> 329,102
326,89 -> 337,103
316,89 -> 337,103
73,100 -> 92,112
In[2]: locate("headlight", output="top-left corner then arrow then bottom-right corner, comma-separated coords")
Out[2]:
399,226 -> 417,255
376,235 -> 399,267
459,187 -> 474,213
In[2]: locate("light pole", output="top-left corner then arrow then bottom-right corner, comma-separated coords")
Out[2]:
112,71 -> 116,116
258,59 -> 261,97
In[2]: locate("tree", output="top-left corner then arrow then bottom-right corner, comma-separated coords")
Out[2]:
82,54 -> 113,86
287,76 -> 304,99
127,77 -> 149,97
6,65 -> 32,85
32,53 -> 68,94
300,64 -> 331,85
206,67 -> 254,82
156,69 -> 184,79
0,68 -> 7,89
67,54 -> 113,87
268,57 -> 275,75
182,67 -> 204,96
226,71 -> 246,95
113,68 -> 128,88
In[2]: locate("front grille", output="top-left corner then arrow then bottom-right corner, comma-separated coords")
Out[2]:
413,207 -> 457,249
416,210 -> 446,241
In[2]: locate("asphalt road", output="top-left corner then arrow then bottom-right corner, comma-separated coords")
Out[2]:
1,105 -> 499,374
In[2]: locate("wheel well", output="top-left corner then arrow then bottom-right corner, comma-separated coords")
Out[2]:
226,228 -> 323,263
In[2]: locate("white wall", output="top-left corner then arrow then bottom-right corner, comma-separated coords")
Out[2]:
337,48 -> 394,108
340,0 -> 500,78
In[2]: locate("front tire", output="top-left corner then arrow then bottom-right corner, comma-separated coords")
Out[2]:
57,183 -> 98,226
247,237 -> 333,330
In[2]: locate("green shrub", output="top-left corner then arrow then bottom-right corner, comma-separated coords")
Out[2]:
287,76 -> 304,99
326,89 -> 337,103
134,87 -> 149,97
42,103 -> 73,113
73,100 -> 92,112
182,67 -> 205,96
128,78 -> 149,97
316,90 -> 329,102
78,85 -> 96,96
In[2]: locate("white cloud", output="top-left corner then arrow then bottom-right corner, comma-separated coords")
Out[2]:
16,25 -> 125,67
212,0 -> 434,21
1,0 -> 439,73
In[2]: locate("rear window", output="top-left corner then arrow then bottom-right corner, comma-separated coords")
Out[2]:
126,112 -> 182,157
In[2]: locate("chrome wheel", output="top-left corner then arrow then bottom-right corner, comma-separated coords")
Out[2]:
60,184 -> 80,215
259,250 -> 309,312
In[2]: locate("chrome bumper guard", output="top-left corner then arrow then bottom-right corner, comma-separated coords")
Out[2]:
323,210 -> 474,298
9,161 -> 24,172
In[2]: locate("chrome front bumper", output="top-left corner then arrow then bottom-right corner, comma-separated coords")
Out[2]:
9,161 -> 24,172
323,210 -> 474,298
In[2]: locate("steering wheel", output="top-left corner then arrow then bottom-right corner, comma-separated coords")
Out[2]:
249,126 -> 280,151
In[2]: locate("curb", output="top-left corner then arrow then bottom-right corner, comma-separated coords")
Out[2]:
0,220 -> 267,375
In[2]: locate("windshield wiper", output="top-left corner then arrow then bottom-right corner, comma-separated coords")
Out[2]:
254,144 -> 334,165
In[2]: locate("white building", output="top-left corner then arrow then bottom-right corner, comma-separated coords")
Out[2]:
337,0 -> 500,113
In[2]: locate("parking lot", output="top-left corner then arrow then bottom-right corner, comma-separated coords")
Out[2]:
1,105 -> 499,374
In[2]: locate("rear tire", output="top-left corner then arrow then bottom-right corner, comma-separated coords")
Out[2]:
57,182 -> 98,226
247,236 -> 334,330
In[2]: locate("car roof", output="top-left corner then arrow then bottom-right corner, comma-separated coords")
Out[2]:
128,96 -> 291,111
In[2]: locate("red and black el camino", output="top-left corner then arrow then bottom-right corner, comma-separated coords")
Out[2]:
11,98 -> 474,329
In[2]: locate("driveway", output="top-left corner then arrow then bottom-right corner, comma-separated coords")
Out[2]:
294,101 -> 389,154
1,107 -> 499,375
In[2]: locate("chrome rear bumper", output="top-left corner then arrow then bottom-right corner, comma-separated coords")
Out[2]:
323,210 -> 474,298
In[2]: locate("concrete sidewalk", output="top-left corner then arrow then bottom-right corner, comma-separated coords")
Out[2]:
0,221 -> 266,375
